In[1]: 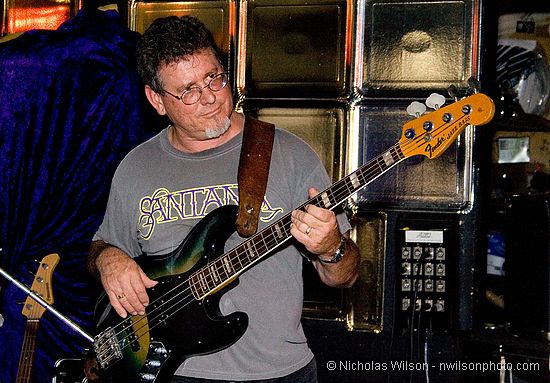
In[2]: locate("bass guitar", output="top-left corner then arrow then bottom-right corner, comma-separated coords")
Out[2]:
16,253 -> 60,383
84,92 -> 495,382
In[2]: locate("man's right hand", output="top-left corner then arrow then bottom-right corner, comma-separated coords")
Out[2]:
94,245 -> 158,318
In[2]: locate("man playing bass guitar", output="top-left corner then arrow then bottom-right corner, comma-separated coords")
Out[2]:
87,15 -> 360,383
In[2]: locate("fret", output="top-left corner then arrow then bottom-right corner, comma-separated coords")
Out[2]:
202,268 -> 213,288
215,259 -> 228,281
189,274 -> 201,299
192,273 -> 205,298
228,250 -> 241,272
389,146 -> 397,162
376,155 -> 386,172
273,222 -> 284,240
336,178 -> 353,200
235,249 -> 245,270
208,263 -> 220,284
253,235 -> 268,255
356,167 -> 368,185
382,150 -> 394,167
197,271 -> 209,294
262,227 -> 278,253
319,191 -> 332,208
349,172 -> 361,189
247,241 -> 256,259
222,255 -> 234,276
394,146 -> 404,160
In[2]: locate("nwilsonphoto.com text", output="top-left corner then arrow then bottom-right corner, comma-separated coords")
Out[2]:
326,360 -> 541,373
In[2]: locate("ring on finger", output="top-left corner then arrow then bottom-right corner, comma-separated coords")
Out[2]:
117,293 -> 126,299
306,226 -> 312,235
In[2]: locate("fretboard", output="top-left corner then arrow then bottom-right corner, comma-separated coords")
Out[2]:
16,319 -> 40,383
189,144 -> 405,299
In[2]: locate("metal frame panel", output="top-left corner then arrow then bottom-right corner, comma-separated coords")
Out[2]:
237,0 -> 352,99
353,0 -> 481,97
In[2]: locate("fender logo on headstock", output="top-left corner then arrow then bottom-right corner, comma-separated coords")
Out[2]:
424,115 -> 470,158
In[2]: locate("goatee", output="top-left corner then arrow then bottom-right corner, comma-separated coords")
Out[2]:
205,116 -> 231,139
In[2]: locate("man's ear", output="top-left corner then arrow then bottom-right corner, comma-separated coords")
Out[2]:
144,85 -> 167,116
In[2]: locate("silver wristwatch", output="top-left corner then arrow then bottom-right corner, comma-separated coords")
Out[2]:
318,235 -> 346,264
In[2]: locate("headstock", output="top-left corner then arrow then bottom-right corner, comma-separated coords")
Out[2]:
21,253 -> 59,320
399,92 -> 495,159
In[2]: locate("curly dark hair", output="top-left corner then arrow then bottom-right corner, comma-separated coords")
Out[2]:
136,16 -> 223,93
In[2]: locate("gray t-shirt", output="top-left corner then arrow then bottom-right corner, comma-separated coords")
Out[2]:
94,124 -> 351,380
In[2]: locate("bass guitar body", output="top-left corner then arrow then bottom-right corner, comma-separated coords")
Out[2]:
86,205 -> 248,383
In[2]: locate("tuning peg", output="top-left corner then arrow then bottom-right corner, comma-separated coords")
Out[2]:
406,101 -> 426,117
467,77 -> 480,93
447,85 -> 460,101
425,93 -> 446,110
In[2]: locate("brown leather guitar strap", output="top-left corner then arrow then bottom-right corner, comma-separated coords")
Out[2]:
236,116 -> 275,237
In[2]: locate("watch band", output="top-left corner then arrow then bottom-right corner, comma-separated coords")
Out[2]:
318,235 -> 346,264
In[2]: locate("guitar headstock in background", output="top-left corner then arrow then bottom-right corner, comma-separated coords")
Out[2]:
399,92 -> 495,160
21,253 -> 59,320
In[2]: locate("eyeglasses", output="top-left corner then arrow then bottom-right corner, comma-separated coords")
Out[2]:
162,72 -> 229,105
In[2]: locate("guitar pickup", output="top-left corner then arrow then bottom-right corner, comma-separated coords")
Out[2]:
129,330 -> 141,352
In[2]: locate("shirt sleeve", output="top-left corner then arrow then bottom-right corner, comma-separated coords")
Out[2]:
93,167 -> 142,258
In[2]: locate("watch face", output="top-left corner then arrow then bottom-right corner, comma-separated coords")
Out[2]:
334,237 -> 346,261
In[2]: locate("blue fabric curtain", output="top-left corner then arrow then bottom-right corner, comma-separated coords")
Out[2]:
0,8 -> 156,382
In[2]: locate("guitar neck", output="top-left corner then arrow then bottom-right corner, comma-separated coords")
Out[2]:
188,93 -> 496,298
189,143 -> 405,299
16,320 -> 40,383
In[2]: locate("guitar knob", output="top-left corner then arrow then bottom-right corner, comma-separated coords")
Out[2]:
150,342 -> 169,359
442,113 -> 453,123
425,93 -> 446,110
467,77 -> 480,93
139,372 -> 157,382
406,101 -> 426,117
447,84 -> 460,100
145,359 -> 161,369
